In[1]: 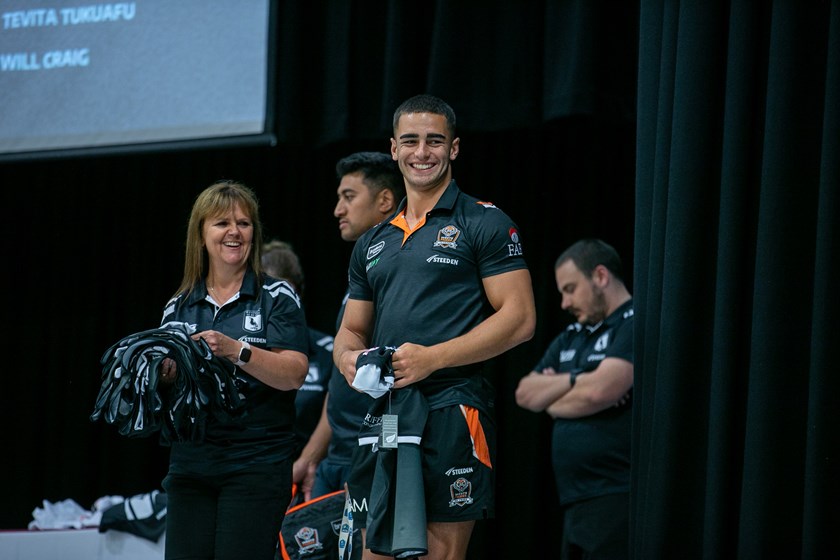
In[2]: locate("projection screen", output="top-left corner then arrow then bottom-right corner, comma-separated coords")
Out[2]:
0,0 -> 276,161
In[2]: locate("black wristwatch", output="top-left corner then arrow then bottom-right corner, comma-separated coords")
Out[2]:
235,341 -> 252,366
569,368 -> 582,388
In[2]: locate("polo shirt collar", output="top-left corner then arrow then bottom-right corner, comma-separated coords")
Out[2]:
187,267 -> 259,306
394,179 -> 461,216
584,298 -> 633,333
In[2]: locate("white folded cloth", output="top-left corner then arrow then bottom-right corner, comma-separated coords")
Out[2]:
27,496 -> 124,530
352,346 -> 398,398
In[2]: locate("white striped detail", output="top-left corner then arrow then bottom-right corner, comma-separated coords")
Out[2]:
265,280 -> 302,308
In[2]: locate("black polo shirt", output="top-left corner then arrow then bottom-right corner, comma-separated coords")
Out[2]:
292,326 -> 334,453
347,180 -> 528,411
534,299 -> 634,505
160,269 -> 309,475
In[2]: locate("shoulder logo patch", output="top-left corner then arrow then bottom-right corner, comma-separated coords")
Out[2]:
507,227 -> 523,256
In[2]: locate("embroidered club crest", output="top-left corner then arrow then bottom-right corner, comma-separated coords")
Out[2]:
243,310 -> 262,333
433,225 -> 460,249
448,477 -> 474,507
294,526 -> 323,554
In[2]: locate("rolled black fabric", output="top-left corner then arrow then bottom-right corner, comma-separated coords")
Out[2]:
364,388 -> 428,558
90,321 -> 245,442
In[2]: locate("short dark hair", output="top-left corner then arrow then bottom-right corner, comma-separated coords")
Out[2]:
555,238 -> 625,283
335,151 -> 405,202
392,94 -> 456,137
261,240 -> 305,295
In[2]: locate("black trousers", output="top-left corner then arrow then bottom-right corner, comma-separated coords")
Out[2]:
561,492 -> 629,560
162,459 -> 293,560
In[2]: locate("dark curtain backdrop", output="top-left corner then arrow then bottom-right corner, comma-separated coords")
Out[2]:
634,1 -> 839,559
4,1 -> 835,559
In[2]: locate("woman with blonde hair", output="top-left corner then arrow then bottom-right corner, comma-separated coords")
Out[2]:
158,180 -> 309,559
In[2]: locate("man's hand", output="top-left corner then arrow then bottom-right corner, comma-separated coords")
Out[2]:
336,348 -> 363,387
390,343 -> 438,388
292,455 -> 318,502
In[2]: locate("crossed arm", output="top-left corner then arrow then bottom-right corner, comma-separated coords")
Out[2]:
515,357 -> 633,419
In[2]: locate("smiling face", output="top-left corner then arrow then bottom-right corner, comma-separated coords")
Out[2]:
203,202 -> 253,269
390,112 -> 459,193
555,259 -> 609,326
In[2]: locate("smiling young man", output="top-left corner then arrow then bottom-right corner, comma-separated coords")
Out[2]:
334,94 -> 536,559
515,238 -> 634,560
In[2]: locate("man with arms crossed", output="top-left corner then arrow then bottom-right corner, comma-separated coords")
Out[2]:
334,94 -> 536,559
516,238 -> 634,560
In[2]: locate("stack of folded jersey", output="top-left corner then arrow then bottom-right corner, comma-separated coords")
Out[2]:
91,321 -> 244,442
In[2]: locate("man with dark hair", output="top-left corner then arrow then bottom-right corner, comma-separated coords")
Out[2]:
516,238 -> 634,560
291,152 -> 404,501
334,94 -> 536,559
334,151 -> 406,242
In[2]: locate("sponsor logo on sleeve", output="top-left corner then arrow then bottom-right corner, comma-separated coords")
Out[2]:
508,227 -> 523,256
